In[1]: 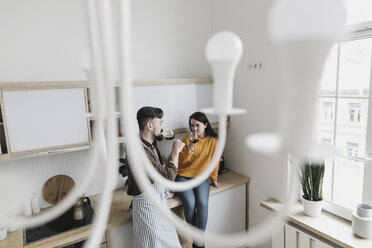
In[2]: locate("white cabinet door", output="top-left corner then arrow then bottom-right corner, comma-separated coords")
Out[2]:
205,185 -> 246,248
299,232 -> 311,248
285,223 -> 298,248
206,184 -> 246,234
314,239 -> 333,248
273,222 -> 337,248
2,88 -> 89,153
272,222 -> 285,248
108,186 -> 247,248
107,223 -> 133,248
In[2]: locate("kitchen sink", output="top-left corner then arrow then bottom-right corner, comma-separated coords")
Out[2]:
23,204 -> 95,245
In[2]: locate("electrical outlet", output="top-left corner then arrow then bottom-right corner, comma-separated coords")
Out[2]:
248,62 -> 263,70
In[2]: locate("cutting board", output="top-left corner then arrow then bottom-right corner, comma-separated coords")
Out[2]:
42,175 -> 75,205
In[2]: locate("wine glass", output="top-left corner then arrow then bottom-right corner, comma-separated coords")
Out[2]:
189,131 -> 198,144
162,129 -> 175,140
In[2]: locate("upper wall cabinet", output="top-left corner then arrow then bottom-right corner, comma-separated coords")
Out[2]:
0,78 -> 220,161
0,93 -> 10,161
0,82 -> 91,160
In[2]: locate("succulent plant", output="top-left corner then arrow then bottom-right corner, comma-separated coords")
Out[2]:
299,160 -> 325,201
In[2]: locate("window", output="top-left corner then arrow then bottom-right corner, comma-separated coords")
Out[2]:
321,138 -> 332,146
343,0 -> 372,25
317,3 -> 372,219
349,103 -> 361,123
322,102 -> 334,121
347,142 -> 359,157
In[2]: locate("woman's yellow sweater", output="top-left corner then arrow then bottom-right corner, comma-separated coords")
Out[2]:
178,134 -> 219,182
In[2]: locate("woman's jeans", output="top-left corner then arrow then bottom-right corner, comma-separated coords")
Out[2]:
176,175 -> 210,231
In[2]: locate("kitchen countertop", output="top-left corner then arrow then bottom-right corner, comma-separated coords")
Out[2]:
0,171 -> 250,248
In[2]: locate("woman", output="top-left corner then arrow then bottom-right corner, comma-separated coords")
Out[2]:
176,111 -> 219,248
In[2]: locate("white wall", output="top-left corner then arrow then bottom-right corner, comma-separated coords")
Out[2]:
0,0 -> 212,81
130,0 -> 212,79
212,1 -> 289,247
1,0 -> 290,247
0,0 -> 88,82
0,0 -> 213,210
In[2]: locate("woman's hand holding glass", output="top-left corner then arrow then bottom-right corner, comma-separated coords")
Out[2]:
187,131 -> 198,153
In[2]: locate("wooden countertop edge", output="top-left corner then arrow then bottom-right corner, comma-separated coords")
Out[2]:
260,198 -> 372,248
104,171 -> 250,228
2,171 -> 249,248
24,226 -> 92,248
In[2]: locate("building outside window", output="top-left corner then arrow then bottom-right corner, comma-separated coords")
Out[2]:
349,102 -> 361,123
316,0 -> 372,220
347,142 -> 359,157
321,138 -> 332,146
323,102 -> 334,121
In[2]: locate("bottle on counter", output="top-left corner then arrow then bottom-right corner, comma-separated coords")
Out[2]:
31,193 -> 40,214
23,198 -> 32,216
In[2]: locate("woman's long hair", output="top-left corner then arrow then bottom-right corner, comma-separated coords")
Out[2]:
189,112 -> 218,138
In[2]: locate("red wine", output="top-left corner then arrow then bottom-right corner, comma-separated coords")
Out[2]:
162,130 -> 175,140
190,139 -> 198,144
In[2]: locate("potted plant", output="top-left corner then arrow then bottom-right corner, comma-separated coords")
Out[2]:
296,158 -> 325,217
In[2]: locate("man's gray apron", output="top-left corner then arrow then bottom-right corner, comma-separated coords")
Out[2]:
132,183 -> 181,248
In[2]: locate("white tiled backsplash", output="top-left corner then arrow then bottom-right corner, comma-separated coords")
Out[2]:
0,149 -> 127,212
0,135 -> 186,214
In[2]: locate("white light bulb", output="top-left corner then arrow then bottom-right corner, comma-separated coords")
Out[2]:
204,31 -> 245,115
206,31 -> 243,63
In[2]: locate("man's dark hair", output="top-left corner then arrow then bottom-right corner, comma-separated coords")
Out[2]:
137,106 -> 163,131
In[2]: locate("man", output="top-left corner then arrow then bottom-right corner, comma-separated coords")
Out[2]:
127,106 -> 185,248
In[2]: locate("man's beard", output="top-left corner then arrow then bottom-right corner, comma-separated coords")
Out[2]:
154,129 -> 164,141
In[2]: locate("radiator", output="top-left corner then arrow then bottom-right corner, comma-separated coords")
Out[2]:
272,222 -> 338,248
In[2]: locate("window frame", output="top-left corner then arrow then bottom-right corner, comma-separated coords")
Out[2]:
320,20 -> 372,221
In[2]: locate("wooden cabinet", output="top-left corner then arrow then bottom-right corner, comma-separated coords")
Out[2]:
0,78 -> 218,161
0,82 -> 91,161
0,93 -> 11,161
86,77 -> 224,145
86,86 -> 125,144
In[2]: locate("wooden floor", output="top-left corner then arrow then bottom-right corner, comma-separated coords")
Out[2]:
181,241 -> 193,248
172,205 -> 193,247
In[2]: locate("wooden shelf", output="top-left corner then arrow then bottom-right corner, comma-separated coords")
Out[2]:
10,144 -> 90,160
87,112 -> 121,120
0,77 -> 213,90
0,153 -> 10,161
128,77 -> 212,86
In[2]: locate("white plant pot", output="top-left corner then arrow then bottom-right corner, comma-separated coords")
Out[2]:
302,197 -> 323,217
352,203 -> 372,239
352,212 -> 372,239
